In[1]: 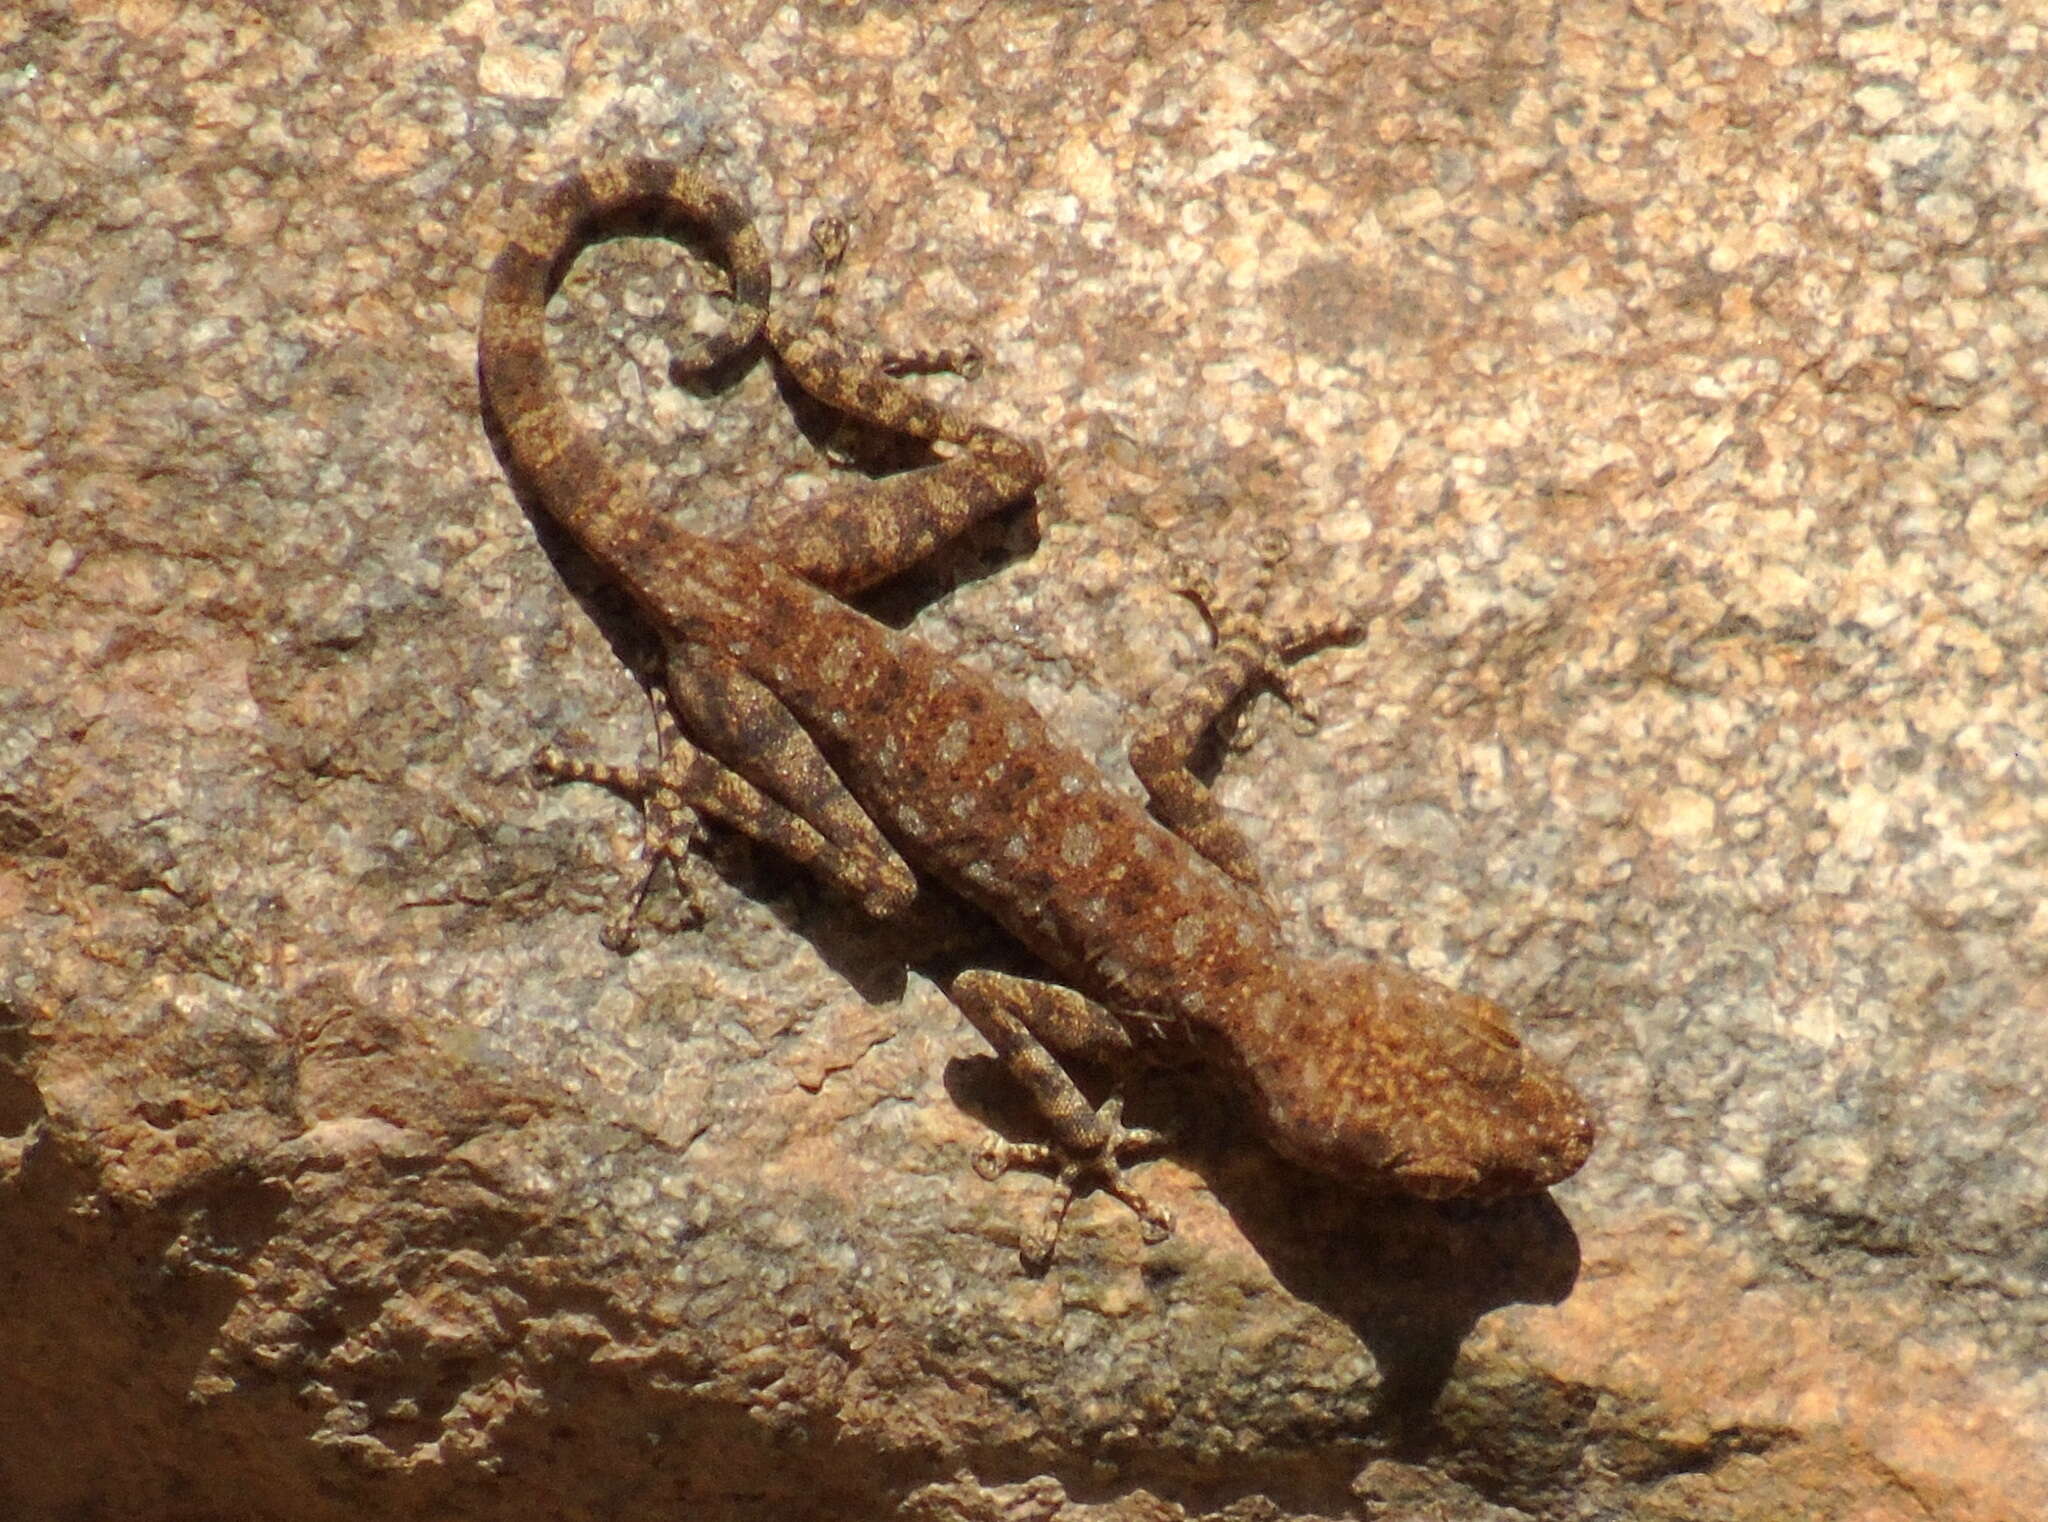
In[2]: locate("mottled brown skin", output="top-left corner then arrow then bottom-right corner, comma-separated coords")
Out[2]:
477,160 -> 1595,1265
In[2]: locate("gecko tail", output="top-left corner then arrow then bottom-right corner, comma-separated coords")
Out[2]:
477,159 -> 773,554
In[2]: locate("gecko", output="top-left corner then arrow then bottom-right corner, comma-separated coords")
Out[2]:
477,159 -> 1595,1266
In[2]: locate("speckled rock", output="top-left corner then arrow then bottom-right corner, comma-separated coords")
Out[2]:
3,3 -> 2044,1521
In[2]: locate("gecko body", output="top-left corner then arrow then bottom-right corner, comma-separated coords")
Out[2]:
478,161 -> 1594,1262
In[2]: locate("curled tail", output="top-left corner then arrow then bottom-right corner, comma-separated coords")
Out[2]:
477,159 -> 771,554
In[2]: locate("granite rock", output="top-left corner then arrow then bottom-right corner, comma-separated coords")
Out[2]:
3,2 -> 2044,1519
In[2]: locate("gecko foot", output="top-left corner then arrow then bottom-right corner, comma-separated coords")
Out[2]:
534,743 -> 711,952
793,212 -> 985,379
1171,527 -> 1366,735
976,1097 -> 1174,1269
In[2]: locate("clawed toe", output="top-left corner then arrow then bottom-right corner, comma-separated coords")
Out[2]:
1171,529 -> 1364,710
978,1098 -> 1172,1267
534,736 -> 711,952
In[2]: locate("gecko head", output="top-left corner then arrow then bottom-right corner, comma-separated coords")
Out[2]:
1222,956 -> 1596,1200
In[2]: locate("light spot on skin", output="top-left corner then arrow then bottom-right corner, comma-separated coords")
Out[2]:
818,638 -> 859,686
936,719 -> 972,767
901,805 -> 925,833
1294,1049 -> 1326,1093
1060,823 -> 1099,867
1172,915 -> 1208,957
1003,835 -> 1029,860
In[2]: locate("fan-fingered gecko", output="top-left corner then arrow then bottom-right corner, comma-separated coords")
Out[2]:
477,160 -> 1595,1265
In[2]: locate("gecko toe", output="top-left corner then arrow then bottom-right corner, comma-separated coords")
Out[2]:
979,1098 -> 1174,1266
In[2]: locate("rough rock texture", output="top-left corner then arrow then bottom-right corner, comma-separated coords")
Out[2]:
3,2 -> 2045,1520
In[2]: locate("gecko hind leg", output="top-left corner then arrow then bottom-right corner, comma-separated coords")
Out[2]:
662,651 -> 917,918
792,213 -> 986,383
748,217 -> 1045,600
536,692 -> 714,952
538,651 -> 917,950
950,970 -> 1172,1269
1130,529 -> 1366,896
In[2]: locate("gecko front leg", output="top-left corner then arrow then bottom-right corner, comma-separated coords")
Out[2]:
1130,530 -> 1364,896
950,969 -> 1173,1268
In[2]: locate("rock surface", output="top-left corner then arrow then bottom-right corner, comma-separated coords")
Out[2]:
3,2 -> 2044,1519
